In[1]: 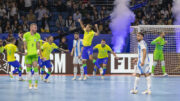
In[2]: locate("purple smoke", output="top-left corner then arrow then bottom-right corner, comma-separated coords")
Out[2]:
110,0 -> 135,53
172,0 -> 180,53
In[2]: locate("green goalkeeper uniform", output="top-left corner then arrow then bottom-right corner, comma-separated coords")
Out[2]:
151,36 -> 167,74
23,32 -> 41,65
151,36 -> 166,61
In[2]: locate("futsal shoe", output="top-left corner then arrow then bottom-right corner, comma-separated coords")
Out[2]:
9,72 -> 13,78
101,76 -> 104,80
163,73 -> 168,77
130,89 -> 138,94
18,77 -> 24,81
99,68 -> 103,75
72,77 -> 76,80
40,74 -> 44,80
78,77 -> 83,80
34,83 -> 38,89
44,79 -> 50,83
83,76 -> 87,80
93,71 -> 96,76
142,90 -> 151,95
29,84 -> 33,90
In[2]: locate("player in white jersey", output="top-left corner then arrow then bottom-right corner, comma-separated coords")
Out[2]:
71,32 -> 84,80
130,32 -> 151,95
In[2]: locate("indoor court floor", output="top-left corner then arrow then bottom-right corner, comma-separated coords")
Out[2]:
0,75 -> 179,101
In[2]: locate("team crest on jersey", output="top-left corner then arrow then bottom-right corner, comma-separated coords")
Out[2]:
0,53 -> 9,73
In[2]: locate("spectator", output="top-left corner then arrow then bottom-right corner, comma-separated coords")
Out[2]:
26,9 -> 36,23
0,20 -> 2,33
41,13 -> 50,32
84,14 -> 92,24
12,20 -> 19,33
56,0 -> 67,12
16,31 -> 24,53
5,29 -> 14,44
59,37 -> 69,52
69,22 -> 76,31
22,21 -> 29,32
0,6 -> 6,18
35,5 -> 49,21
19,16 -> 26,25
56,15 -> 66,31
5,21 -> 11,33
73,10 -> 82,22
24,0 -> 32,12
66,16 -> 74,28
10,2 -> 18,20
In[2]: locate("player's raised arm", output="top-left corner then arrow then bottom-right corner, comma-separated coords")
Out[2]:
78,19 -> 85,30
94,24 -> 99,36
151,37 -> 160,45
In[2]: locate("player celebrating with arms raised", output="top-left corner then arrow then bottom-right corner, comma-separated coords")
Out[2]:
23,23 -> 41,89
151,32 -> 168,76
93,39 -> 118,79
130,32 -> 151,95
78,19 -> 99,80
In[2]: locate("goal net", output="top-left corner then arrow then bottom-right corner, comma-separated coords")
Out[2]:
130,25 -> 180,75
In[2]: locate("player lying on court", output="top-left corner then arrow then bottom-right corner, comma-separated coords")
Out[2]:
71,32 -> 84,80
78,19 -> 99,80
0,38 -> 24,81
93,39 -> 118,79
39,36 -> 65,82
151,32 -> 168,76
130,32 -> 151,95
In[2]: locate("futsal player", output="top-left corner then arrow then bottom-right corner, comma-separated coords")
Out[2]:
130,32 -> 151,95
151,32 -> 168,76
71,32 -> 84,80
23,23 -> 41,89
93,39 -> 118,79
78,19 -> 99,80
0,38 -> 24,81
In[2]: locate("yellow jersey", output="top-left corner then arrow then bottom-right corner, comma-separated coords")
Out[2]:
41,42 -> 58,60
4,44 -> 18,62
94,44 -> 112,59
82,30 -> 95,46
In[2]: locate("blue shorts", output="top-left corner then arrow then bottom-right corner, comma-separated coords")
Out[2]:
95,58 -> 108,69
82,46 -> 93,59
40,60 -> 52,68
38,56 -> 43,67
8,60 -> 21,68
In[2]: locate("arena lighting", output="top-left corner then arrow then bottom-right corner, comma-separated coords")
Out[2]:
110,0 -> 148,53
172,0 -> 180,53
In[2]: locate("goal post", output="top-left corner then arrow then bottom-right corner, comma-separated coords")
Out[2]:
130,25 -> 180,75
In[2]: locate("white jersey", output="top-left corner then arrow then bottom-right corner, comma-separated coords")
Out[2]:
136,40 -> 150,74
73,39 -> 83,57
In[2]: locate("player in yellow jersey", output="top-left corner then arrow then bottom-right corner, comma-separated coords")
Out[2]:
78,19 -> 99,80
23,23 -> 41,89
0,38 -> 24,81
40,36 -> 63,82
93,39 -> 118,79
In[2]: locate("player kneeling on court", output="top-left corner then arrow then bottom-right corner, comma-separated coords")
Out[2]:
93,39 -> 118,79
0,38 -> 24,81
71,32 -> 84,80
40,36 -> 62,82
130,32 -> 151,95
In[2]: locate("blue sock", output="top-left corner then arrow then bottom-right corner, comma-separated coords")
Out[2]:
41,68 -> 44,75
31,69 -> 34,75
45,72 -> 51,79
18,68 -> 22,77
103,67 -> 107,75
94,67 -> 97,72
13,68 -> 18,74
83,64 -> 87,75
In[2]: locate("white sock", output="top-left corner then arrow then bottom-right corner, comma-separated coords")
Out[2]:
27,72 -> 32,81
80,66 -> 84,78
133,77 -> 140,90
146,76 -> 151,91
73,66 -> 77,78
34,72 -> 39,81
